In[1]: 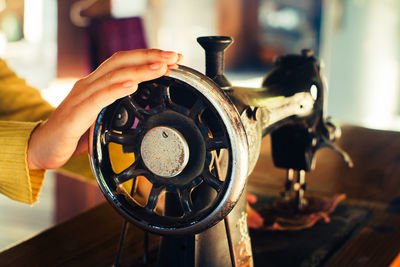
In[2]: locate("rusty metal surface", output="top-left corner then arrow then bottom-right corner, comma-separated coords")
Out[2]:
141,126 -> 189,178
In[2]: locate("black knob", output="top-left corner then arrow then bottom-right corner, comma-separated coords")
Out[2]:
197,36 -> 233,89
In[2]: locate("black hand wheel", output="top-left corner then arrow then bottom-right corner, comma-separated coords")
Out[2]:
89,65 -> 248,235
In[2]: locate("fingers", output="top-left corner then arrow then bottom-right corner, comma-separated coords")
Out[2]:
36,49 -> 183,170
82,81 -> 139,116
88,49 -> 181,83
60,48 -> 183,139
246,193 -> 263,229
176,53 -> 184,65
105,61 -> 168,86
72,130 -> 89,157
79,60 -> 168,123
167,53 -> 184,70
77,62 -> 168,102
246,193 -> 258,204
247,203 -> 264,229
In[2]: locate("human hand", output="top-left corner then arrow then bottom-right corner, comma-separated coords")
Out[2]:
247,193 -> 264,229
27,49 -> 183,170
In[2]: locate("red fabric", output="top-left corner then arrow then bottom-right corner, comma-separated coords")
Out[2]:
258,194 -> 346,231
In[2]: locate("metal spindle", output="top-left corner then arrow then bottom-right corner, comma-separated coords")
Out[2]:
224,216 -> 237,267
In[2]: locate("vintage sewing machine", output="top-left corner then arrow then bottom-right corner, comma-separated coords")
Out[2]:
88,36 -> 351,267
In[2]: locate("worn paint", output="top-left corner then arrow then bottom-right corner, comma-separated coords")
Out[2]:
141,126 -> 190,178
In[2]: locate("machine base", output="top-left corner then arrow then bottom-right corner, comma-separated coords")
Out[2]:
131,198 -> 370,267
251,195 -> 371,267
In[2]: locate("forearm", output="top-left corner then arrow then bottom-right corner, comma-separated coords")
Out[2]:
0,50 -> 182,204
0,59 -> 53,204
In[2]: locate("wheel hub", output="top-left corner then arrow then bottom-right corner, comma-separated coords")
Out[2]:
141,126 -> 190,178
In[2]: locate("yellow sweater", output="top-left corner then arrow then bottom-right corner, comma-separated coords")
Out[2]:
0,59 -> 134,204
0,59 -> 98,204
0,59 -> 55,204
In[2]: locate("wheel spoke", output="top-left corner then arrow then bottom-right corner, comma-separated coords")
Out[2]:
189,176 -> 203,189
195,120 -> 209,139
206,136 -> 229,151
160,84 -> 173,108
145,185 -> 164,212
189,98 -> 206,119
114,164 -> 151,184
122,97 -> 151,122
159,83 -> 190,115
104,130 -> 139,145
177,187 -> 193,215
202,171 -> 223,192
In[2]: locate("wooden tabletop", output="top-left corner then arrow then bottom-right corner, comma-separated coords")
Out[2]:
1,125 -> 399,266
249,125 -> 400,266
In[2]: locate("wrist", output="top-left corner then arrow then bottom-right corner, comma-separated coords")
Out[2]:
27,122 -> 45,170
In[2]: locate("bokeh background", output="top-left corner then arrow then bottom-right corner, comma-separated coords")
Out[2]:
0,0 -> 399,250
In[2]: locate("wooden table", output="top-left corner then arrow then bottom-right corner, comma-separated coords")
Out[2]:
1,126 -> 400,266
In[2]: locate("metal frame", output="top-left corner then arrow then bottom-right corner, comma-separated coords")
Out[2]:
89,65 -> 249,235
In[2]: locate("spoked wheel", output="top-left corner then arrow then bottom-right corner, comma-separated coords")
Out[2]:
89,65 -> 248,235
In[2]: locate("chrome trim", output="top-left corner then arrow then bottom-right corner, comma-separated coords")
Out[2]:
89,65 -> 249,234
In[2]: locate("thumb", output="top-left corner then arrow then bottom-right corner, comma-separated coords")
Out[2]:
72,129 -> 89,157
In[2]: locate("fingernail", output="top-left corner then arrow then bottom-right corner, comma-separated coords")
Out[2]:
177,54 -> 184,64
122,80 -> 133,87
161,51 -> 176,58
256,216 -> 264,227
246,193 -> 257,203
149,62 -> 163,70
252,218 -> 263,228
168,64 -> 179,69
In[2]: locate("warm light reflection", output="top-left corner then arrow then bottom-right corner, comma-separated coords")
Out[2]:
230,76 -> 264,88
310,84 -> 318,100
265,8 -> 300,30
0,0 -> 5,13
0,31 -> 6,56
322,0 -> 400,131
111,0 -> 146,18
41,78 -> 76,107
360,1 -> 399,130
24,0 -> 43,43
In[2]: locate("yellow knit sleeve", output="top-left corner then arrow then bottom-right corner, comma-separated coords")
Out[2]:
0,121 -> 45,204
0,59 -> 54,122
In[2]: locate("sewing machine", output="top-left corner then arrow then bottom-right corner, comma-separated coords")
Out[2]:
88,36 -> 350,267
2,36 -> 400,267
